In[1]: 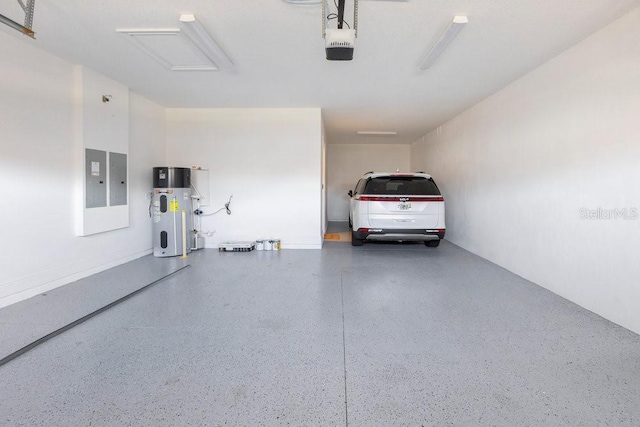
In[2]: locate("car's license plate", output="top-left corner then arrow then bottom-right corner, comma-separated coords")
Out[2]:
398,202 -> 411,210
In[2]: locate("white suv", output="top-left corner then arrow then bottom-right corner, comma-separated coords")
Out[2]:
348,172 -> 446,247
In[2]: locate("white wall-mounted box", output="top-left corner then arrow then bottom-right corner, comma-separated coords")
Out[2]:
74,66 -> 130,236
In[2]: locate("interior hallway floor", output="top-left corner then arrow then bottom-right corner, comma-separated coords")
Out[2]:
1,223 -> 640,426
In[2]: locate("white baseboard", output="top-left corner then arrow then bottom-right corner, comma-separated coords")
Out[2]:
281,244 -> 323,250
0,249 -> 152,309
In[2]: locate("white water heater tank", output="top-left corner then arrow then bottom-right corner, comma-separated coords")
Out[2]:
151,167 -> 193,257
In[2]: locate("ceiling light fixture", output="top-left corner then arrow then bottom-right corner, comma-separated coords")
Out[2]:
357,131 -> 397,136
116,29 -> 205,70
179,14 -> 234,71
419,15 -> 468,70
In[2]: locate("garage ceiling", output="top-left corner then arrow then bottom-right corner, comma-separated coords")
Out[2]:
3,0 -> 639,145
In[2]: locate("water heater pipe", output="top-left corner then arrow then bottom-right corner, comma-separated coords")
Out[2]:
181,210 -> 188,259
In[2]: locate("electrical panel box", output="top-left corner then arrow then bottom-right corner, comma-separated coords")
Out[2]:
109,152 -> 127,206
75,66 -> 130,236
85,149 -> 107,208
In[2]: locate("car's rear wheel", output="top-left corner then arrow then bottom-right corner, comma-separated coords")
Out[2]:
351,231 -> 363,246
425,240 -> 440,247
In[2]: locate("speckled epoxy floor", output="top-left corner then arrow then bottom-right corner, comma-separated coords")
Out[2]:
1,223 -> 640,426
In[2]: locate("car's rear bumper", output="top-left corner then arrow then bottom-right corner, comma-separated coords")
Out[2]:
354,228 -> 445,241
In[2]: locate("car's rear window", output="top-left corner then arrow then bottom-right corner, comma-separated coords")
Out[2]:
363,177 -> 441,196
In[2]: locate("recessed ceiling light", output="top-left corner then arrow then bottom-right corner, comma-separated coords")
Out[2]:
357,131 -> 397,135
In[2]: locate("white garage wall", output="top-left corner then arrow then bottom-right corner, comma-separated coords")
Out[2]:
327,144 -> 410,221
411,9 -> 640,334
0,31 -> 166,308
165,108 -> 323,249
